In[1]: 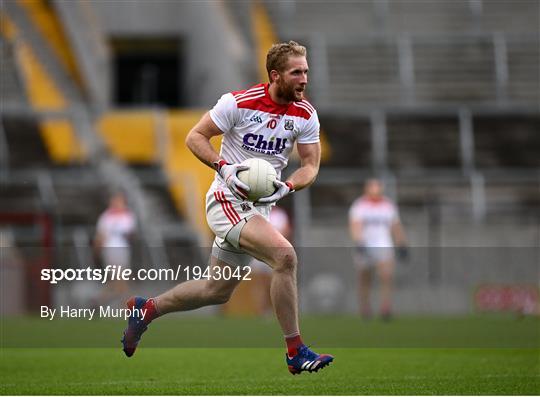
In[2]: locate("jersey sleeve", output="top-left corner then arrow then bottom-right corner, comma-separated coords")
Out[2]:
126,213 -> 137,233
209,93 -> 238,133
348,201 -> 363,222
96,213 -> 107,234
297,110 -> 320,144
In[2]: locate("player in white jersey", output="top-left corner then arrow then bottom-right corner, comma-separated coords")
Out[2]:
93,192 -> 136,305
122,41 -> 333,374
349,179 -> 408,320
250,206 -> 292,317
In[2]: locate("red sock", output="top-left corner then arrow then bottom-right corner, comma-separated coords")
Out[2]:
142,298 -> 160,324
285,333 -> 303,357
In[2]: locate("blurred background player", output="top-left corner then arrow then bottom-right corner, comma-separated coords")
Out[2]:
250,205 -> 292,317
121,41 -> 334,375
349,178 -> 407,320
93,192 -> 136,307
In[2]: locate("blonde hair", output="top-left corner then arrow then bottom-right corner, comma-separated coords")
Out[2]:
266,41 -> 307,82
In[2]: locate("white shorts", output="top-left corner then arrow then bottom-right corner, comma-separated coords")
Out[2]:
206,183 -> 271,267
250,258 -> 272,274
101,247 -> 131,268
353,246 -> 394,269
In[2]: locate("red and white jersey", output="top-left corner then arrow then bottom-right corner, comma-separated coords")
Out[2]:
96,208 -> 136,248
209,83 -> 320,188
349,196 -> 399,247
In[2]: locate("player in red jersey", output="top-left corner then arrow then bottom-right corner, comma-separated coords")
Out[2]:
349,179 -> 408,320
122,41 -> 333,374
93,192 -> 136,306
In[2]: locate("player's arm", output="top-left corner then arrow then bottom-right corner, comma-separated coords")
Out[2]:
258,142 -> 320,204
93,216 -> 104,251
285,142 -> 321,191
92,227 -> 104,265
93,231 -> 103,250
185,112 -> 224,169
391,219 -> 409,260
391,219 -> 406,246
124,215 -> 137,243
349,218 -> 363,243
186,112 -> 249,199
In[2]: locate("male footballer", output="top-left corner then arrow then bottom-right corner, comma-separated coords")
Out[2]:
349,178 -> 408,319
121,41 -> 333,374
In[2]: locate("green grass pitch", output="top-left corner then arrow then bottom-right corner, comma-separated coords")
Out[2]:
1,315 -> 539,395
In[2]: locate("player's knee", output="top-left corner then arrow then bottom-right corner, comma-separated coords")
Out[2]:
271,247 -> 297,273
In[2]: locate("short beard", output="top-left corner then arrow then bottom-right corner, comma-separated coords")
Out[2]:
276,81 -> 297,103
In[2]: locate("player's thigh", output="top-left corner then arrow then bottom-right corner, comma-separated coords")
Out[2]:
206,254 -> 248,295
238,214 -> 295,270
358,266 -> 373,284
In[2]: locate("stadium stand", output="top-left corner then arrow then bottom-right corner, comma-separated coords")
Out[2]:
386,114 -> 461,170
0,37 -> 27,106
480,0 -> 540,34
313,115 -> 372,168
0,0 -> 200,291
1,0 -> 538,314
506,39 -> 540,103
325,40 -> 401,105
474,114 -> 540,168
267,0 -> 539,106
412,38 -> 497,104
3,116 -> 49,168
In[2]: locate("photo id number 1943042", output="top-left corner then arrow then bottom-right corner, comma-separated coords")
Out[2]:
183,265 -> 252,281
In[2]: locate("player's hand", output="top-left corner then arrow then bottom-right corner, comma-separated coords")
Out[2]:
396,246 -> 409,262
219,163 -> 250,200
257,180 -> 294,204
355,245 -> 367,255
